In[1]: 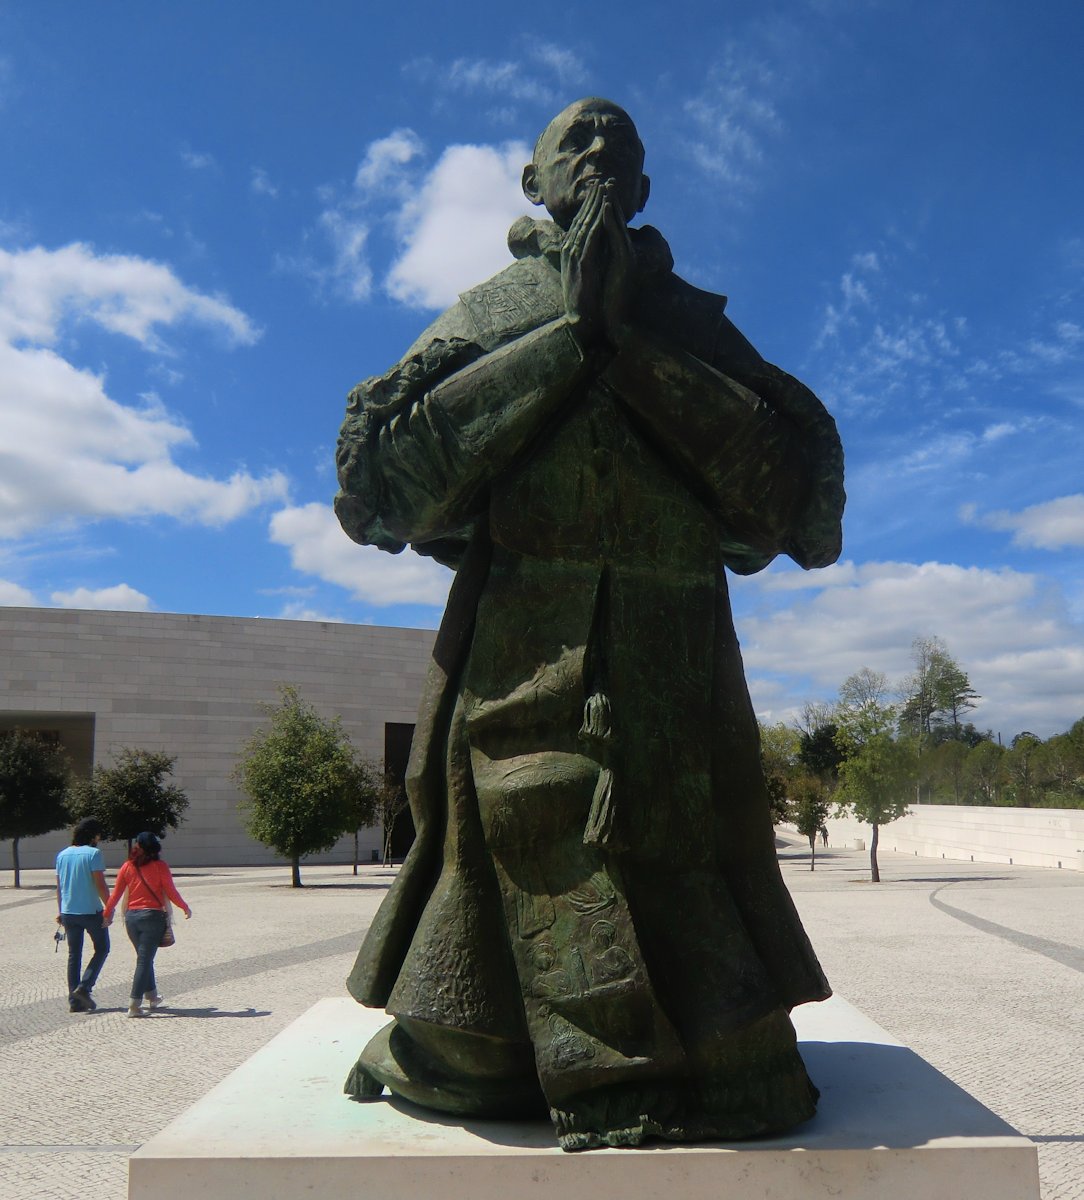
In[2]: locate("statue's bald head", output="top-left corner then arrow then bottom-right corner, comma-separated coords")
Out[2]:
523,97 -> 650,230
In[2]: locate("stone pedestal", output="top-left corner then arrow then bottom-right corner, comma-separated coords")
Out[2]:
129,996 -> 1039,1200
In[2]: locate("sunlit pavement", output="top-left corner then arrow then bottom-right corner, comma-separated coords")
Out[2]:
1,839 -> 1080,1200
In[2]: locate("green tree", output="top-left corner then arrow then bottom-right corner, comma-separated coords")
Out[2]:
835,731 -> 916,882
67,748 -> 188,851
899,636 -> 980,745
759,722 -> 801,825
1005,732 -> 1043,807
798,721 -> 844,782
834,668 -> 913,882
963,738 -> 1006,805
342,756 -> 383,875
0,730 -> 71,888
927,738 -> 970,804
836,668 -> 894,744
789,773 -> 830,871
234,686 -> 357,887
1036,719 -> 1084,807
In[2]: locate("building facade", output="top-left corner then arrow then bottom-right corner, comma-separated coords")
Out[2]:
0,607 -> 434,870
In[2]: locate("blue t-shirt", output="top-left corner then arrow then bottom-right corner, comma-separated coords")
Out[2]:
56,845 -> 105,914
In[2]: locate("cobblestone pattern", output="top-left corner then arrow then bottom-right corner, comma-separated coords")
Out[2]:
2,846 -> 1080,1200
784,839 -> 1084,1200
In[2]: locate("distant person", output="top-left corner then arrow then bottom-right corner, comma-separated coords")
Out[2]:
819,826 -> 829,848
55,818 -> 111,1012
102,832 -> 191,1017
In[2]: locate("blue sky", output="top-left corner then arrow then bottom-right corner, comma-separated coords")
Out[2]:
1,1 -> 1082,737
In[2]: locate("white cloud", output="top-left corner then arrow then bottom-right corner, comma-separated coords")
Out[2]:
275,600 -> 347,623
180,147 -> 216,171
970,494 -> 1084,550
385,141 -> 535,310
317,210 -> 373,302
0,578 -> 35,605
269,502 -> 451,607
683,53 -> 783,187
406,43 -> 587,108
304,126 -> 536,310
736,559 -> 1084,738
354,129 -> 424,192
0,242 -> 259,349
50,584 -> 152,611
0,242 -> 286,538
250,167 -> 279,197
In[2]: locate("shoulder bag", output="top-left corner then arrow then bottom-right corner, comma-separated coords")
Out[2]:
134,863 -> 175,947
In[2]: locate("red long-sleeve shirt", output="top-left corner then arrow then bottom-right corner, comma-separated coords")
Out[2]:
103,859 -> 188,919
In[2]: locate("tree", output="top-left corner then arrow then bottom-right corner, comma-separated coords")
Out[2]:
963,738 -> 1006,805
834,668 -> 913,882
836,668 -> 894,743
1004,732 -> 1043,807
834,731 -> 916,882
234,686 -> 357,887
0,730 -> 71,887
899,636 -> 980,746
789,773 -> 830,871
798,721 -> 844,782
378,774 -> 410,866
759,722 -> 801,825
342,756 -> 383,875
68,748 -> 189,851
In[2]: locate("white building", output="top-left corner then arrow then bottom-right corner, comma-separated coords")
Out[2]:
0,607 -> 434,870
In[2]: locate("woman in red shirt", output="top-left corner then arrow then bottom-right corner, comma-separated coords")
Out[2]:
103,832 -> 192,1017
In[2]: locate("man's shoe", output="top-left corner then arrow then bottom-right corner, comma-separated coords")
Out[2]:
127,1002 -> 144,1018
72,986 -> 96,1011
143,991 -> 163,1010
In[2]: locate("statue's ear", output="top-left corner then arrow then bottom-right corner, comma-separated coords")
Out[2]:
637,174 -> 651,214
522,163 -> 544,207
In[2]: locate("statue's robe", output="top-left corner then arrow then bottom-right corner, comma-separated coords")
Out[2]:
334,217 -> 844,1149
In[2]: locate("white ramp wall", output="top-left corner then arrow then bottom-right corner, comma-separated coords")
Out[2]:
819,805 -> 1084,872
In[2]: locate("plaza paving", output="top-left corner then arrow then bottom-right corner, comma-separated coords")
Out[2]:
1,834 -> 1080,1200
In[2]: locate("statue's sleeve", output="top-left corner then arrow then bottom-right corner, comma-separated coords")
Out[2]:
602,330 -> 844,574
335,316 -> 592,555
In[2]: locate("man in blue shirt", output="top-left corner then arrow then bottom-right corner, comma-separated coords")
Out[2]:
55,818 -> 110,1012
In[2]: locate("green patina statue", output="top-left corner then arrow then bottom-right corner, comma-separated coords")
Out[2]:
334,97 -> 844,1151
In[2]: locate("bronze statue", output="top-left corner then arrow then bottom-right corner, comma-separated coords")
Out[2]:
335,97 -> 844,1151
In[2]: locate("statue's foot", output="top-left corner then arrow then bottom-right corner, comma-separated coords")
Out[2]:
344,1018 -> 545,1119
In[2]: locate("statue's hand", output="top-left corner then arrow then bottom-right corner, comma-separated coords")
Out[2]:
600,181 -> 633,348
561,179 -> 607,348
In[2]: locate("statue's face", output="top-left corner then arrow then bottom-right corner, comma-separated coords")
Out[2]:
526,98 -> 647,229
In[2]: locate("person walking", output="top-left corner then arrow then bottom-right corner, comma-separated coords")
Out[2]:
55,818 -> 111,1012
102,832 -> 191,1017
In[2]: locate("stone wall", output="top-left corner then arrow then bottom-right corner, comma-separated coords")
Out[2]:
0,607 -> 435,870
816,804 -> 1084,871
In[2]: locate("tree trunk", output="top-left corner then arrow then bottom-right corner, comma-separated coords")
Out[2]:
12,836 -> 20,889
807,833 -> 816,871
353,829 -> 359,876
870,822 -> 880,883
291,855 -> 302,888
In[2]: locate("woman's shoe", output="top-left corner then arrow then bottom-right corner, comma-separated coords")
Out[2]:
127,1002 -> 144,1018
144,991 -> 163,1010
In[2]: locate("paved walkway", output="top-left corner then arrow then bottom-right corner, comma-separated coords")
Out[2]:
1,837 -> 1080,1199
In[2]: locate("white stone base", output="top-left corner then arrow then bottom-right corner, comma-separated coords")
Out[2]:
129,996 -> 1039,1200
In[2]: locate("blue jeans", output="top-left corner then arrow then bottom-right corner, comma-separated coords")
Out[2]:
61,912 -> 110,995
124,910 -> 167,1000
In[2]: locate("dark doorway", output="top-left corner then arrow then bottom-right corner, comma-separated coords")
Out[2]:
0,712 -> 95,777
384,722 -> 416,859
